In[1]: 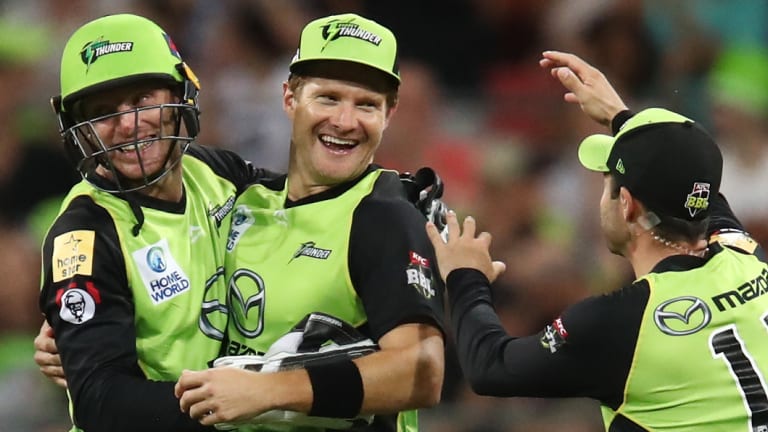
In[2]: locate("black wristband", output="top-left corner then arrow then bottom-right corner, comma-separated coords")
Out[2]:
306,359 -> 364,418
611,109 -> 635,135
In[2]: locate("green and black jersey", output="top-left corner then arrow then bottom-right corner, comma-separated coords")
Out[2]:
221,165 -> 445,432
447,191 -> 768,431
39,144 -> 266,432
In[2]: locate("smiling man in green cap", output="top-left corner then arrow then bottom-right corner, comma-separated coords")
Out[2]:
175,13 -> 445,432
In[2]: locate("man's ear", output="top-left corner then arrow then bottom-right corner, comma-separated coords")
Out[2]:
383,103 -> 398,130
619,187 -> 636,222
282,81 -> 296,116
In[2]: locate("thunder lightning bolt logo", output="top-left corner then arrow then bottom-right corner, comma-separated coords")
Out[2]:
80,37 -> 105,72
320,19 -> 353,51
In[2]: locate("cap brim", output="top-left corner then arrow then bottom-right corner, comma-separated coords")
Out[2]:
290,58 -> 400,86
578,134 -> 614,172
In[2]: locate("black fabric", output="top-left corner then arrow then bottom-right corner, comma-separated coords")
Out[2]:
446,267 -> 648,407
348,170 -> 446,342
39,196 -> 213,432
306,359 -> 365,418
607,121 -> 722,221
611,110 -> 635,135
608,414 -> 649,432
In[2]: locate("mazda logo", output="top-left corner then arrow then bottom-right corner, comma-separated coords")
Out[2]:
654,296 -> 711,336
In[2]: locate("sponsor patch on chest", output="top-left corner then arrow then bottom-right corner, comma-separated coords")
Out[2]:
227,205 -> 255,252
132,239 -> 191,304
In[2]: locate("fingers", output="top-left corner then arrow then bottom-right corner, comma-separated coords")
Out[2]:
445,210 -> 460,241
477,231 -> 495,254
33,334 -> 58,356
541,50 -> 593,80
461,215 -> 476,239
176,371 -> 223,426
425,221 -> 444,249
42,320 -> 55,337
34,350 -> 62,368
492,261 -> 507,280
175,369 -> 202,399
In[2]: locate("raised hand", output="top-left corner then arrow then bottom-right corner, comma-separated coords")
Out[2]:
425,211 -> 506,284
539,50 -> 629,127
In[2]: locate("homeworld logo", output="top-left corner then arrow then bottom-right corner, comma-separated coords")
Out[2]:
654,296 -> 712,336
146,246 -> 167,272
132,239 -> 191,305
290,241 -> 332,263
80,37 -> 134,69
320,19 -> 382,51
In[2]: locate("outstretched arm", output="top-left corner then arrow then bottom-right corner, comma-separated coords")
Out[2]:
539,50 -> 629,127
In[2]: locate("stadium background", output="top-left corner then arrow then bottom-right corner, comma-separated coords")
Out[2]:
1,0 -> 766,430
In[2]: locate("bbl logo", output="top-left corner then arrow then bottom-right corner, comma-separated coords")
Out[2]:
406,251 -> 435,299
685,182 -> 711,218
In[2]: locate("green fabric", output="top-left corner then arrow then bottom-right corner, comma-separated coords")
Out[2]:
223,169 -> 418,431
223,172 -> 378,356
55,153 -> 236,431
602,247 -> 768,430
58,155 -> 232,379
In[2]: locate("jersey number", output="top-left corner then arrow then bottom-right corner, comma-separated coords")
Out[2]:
709,314 -> 768,431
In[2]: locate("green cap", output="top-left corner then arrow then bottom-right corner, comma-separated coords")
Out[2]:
289,13 -> 400,85
578,108 -> 694,172
59,14 -> 186,110
578,108 -> 722,221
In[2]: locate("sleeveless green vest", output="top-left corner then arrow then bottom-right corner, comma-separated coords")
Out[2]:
602,247 -> 768,430
224,169 -> 418,431
58,155 -> 233,381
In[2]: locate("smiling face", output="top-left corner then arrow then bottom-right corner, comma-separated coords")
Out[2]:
72,80 -> 183,188
283,61 -> 398,199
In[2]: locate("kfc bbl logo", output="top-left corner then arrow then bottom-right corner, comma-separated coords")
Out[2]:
685,182 -> 710,218
406,251 -> 435,299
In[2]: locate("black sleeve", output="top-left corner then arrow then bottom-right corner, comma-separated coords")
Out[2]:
611,110 -> 635,134
186,144 -> 282,193
38,196 -> 213,432
348,192 -> 445,342
447,268 -> 647,408
707,193 -> 766,261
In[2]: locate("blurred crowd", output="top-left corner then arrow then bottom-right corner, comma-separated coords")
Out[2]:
2,0 -> 767,430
